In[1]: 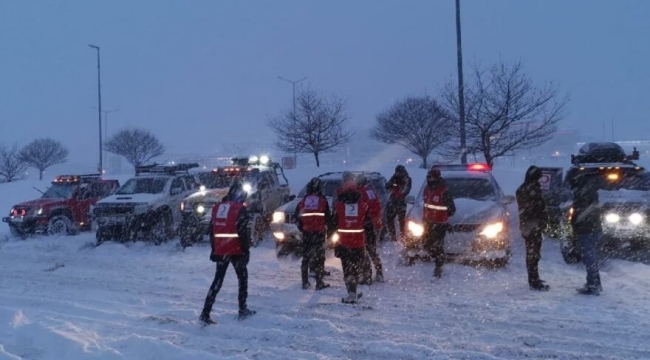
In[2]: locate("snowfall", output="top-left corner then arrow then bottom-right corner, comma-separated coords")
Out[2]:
1,161 -> 649,360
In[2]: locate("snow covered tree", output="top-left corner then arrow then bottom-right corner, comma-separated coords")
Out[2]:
104,128 -> 165,169
19,138 -> 69,180
372,96 -> 454,169
0,143 -> 28,183
442,61 -> 569,167
268,88 -> 352,167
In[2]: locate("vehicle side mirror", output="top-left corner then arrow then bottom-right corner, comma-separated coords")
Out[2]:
501,195 -> 516,205
289,194 -> 296,201
405,195 -> 415,205
171,187 -> 182,196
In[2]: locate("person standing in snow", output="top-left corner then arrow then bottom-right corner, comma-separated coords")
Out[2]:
200,180 -> 256,324
357,173 -> 385,284
295,177 -> 332,290
385,165 -> 412,242
516,166 -> 551,291
569,169 -> 604,295
422,167 -> 456,279
333,172 -> 371,303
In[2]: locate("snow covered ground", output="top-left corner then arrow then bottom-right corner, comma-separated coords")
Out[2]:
1,164 -> 650,359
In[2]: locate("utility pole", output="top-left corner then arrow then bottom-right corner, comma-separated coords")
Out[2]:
455,0 -> 467,164
88,44 -> 103,175
278,76 -> 307,164
101,109 -> 120,145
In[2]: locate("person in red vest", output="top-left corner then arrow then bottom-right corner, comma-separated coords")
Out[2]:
200,180 -> 256,325
295,177 -> 333,290
334,172 -> 371,304
357,173 -> 384,284
422,168 -> 456,279
385,165 -> 412,242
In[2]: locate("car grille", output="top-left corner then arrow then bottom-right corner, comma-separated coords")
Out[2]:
93,204 -> 135,216
452,224 -> 481,232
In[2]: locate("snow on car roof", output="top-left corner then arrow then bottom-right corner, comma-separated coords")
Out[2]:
317,171 -> 384,181
440,170 -> 493,180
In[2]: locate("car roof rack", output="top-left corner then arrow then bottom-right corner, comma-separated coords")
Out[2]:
135,163 -> 199,176
53,174 -> 102,183
318,171 -> 383,178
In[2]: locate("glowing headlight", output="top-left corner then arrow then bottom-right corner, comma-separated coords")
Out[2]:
249,156 -> 259,163
273,232 -> 285,240
196,205 -> 205,214
243,183 -> 253,193
199,185 -> 206,191
407,221 -> 424,237
480,222 -> 504,239
36,208 -> 43,215
331,232 -> 340,243
629,213 -> 644,225
272,211 -> 285,223
605,213 -> 620,223
260,155 -> 270,165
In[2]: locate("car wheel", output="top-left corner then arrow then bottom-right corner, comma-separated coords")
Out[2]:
249,213 -> 265,247
152,211 -> 173,245
47,215 -> 72,236
96,228 -> 108,246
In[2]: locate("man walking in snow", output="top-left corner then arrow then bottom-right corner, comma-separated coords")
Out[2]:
385,165 -> 412,242
200,180 -> 256,324
516,166 -> 551,291
357,173 -> 385,284
422,167 -> 456,279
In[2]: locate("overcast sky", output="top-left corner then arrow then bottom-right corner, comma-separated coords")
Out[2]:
1,0 -> 649,168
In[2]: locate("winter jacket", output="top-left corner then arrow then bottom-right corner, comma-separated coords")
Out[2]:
569,170 -> 603,235
516,167 -> 549,236
333,181 -> 371,248
386,173 -> 412,202
423,180 -> 456,223
210,202 -> 251,261
294,193 -> 333,234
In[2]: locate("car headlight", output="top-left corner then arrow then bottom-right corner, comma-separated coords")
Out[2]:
243,183 -> 252,193
331,232 -> 340,243
196,205 -> 206,214
272,211 -> 285,223
407,221 -> 424,237
480,222 -> 504,239
273,232 -> 285,240
36,208 -> 44,215
629,213 -> 644,225
199,185 -> 206,191
605,213 -> 620,223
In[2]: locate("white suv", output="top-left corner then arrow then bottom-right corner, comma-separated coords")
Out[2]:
90,164 -> 200,245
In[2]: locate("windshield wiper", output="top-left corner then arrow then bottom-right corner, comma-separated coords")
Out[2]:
33,187 -> 47,197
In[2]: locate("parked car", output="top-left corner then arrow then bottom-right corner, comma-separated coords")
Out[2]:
3,174 -> 119,238
90,163 -> 200,245
401,163 -> 515,267
270,171 -> 388,258
178,156 -> 291,248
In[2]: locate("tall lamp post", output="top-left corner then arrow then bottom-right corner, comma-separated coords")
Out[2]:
455,0 -> 467,164
88,44 -> 103,174
278,76 -> 307,163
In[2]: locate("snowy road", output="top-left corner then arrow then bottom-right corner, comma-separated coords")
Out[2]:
1,231 -> 649,360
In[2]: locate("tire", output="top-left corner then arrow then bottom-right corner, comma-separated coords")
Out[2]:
249,213 -> 265,247
151,211 -> 173,245
180,232 -> 199,249
96,228 -> 108,246
47,215 -> 73,236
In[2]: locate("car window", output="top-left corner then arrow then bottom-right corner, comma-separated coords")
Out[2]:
117,178 -> 168,195
267,171 -> 279,186
298,179 -> 342,197
418,177 -> 496,201
182,175 -> 199,191
171,177 -> 184,193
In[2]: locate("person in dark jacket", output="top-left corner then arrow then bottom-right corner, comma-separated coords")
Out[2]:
385,165 -> 412,242
422,168 -> 456,278
569,169 -> 603,295
516,166 -> 551,291
200,180 -> 256,324
295,177 -> 333,290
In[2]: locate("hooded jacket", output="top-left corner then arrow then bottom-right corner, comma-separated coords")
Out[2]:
516,166 -> 549,236
568,169 -> 603,235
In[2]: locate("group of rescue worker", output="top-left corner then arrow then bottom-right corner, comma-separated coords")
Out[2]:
198,164 -> 464,324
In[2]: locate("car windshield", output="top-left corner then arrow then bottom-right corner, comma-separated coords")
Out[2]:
298,180 -> 342,198
42,184 -> 77,199
419,177 -> 496,201
116,178 -> 168,195
197,172 -> 257,189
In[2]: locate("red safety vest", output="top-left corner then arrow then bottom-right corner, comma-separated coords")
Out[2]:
211,201 -> 244,255
390,177 -> 407,199
423,186 -> 449,223
335,197 -> 368,249
359,185 -> 382,229
297,194 -> 328,232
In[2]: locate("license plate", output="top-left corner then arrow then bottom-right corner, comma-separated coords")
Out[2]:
10,217 -> 24,223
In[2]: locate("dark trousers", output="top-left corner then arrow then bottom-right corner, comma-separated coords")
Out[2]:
202,253 -> 249,315
424,222 -> 447,269
336,246 -> 365,294
523,231 -> 543,285
302,231 -> 326,284
578,233 -> 602,289
362,227 -> 383,280
386,200 -> 406,242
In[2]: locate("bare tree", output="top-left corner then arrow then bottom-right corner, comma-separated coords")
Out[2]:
442,61 -> 569,167
268,88 -> 352,167
372,96 -> 454,168
0,143 -> 28,183
19,138 -> 69,180
104,128 -> 165,169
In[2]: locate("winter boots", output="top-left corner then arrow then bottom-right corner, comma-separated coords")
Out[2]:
199,312 -> 216,325
576,284 -> 602,296
238,308 -> 256,320
341,291 -> 363,304
375,272 -> 385,283
315,282 -> 330,290
529,279 -> 550,291
302,281 -> 311,290
434,266 -> 443,279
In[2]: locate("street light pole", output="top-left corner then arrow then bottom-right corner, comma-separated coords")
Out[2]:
88,44 -> 103,175
101,109 -> 120,145
455,0 -> 468,165
277,76 -> 307,163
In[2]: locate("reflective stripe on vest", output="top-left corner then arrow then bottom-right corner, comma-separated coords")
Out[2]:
300,213 -> 325,217
424,204 -> 448,211
338,229 -> 364,233
214,233 -> 239,238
